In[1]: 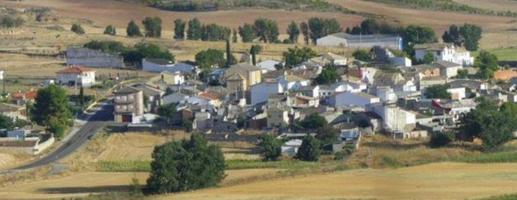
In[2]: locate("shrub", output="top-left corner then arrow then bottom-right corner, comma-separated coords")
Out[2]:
258,134 -> 282,161
295,135 -> 321,161
71,24 -> 85,35
429,132 -> 454,148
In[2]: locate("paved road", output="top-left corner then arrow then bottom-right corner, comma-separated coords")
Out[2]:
13,103 -> 113,170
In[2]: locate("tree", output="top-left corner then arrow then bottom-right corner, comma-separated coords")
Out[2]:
147,134 -> 225,193
83,40 -> 127,54
283,47 -> 317,68
429,132 -> 454,148
0,114 -> 14,130
422,52 -> 435,64
360,18 -> 380,34
300,22 -> 309,45
0,114 -> 28,130
195,49 -> 226,69
103,25 -> 116,36
460,24 -> 482,51
308,17 -> 342,44
456,98 -> 515,150
187,18 -> 203,40
126,20 -> 142,37
79,86 -> 84,107
300,113 -> 327,130
287,21 -> 300,43
225,39 -> 233,67
0,16 -> 24,28
475,50 -> 498,80
295,135 -> 321,161
174,19 -> 186,40
142,17 -> 162,37
258,134 -> 282,161
315,65 -> 340,84
442,25 -> 461,46
158,103 -> 177,125
122,43 -> 174,66
402,25 -> 437,56
424,84 -> 451,99
30,85 -> 72,139
254,18 -> 279,43
352,49 -> 373,62
230,29 -> 236,43
201,23 -> 231,41
457,69 -> 469,79
250,45 -> 262,66
238,23 -> 256,43
71,24 -> 85,35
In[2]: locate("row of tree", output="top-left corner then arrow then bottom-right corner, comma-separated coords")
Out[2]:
83,40 -> 174,66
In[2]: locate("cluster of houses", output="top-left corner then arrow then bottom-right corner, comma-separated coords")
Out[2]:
3,31 -> 517,156
57,32 -> 517,154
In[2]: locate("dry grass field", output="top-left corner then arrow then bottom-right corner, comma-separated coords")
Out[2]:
0,169 -> 281,200
156,162 -> 517,200
0,150 -> 32,170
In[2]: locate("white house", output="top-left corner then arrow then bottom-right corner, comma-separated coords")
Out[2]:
319,82 -> 367,97
414,43 -> 474,66
372,46 -> 412,67
368,104 -> 416,133
332,92 -> 380,108
142,59 -> 196,73
161,71 -> 185,85
281,139 -> 303,156
317,33 -> 403,50
251,75 -> 312,106
0,70 -> 3,80
55,66 -> 96,87
257,60 -> 280,73
434,60 -> 463,79
447,87 -> 466,100
376,86 -> 398,104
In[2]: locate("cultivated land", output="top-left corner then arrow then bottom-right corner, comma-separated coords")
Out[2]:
453,0 -> 517,13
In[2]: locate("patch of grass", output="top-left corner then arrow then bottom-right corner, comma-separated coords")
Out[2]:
478,194 -> 517,200
226,159 -> 319,170
454,151 -> 517,163
473,47 -> 517,61
96,161 -> 151,172
96,159 -> 320,172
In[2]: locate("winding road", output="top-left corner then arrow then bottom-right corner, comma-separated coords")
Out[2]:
13,103 -> 113,170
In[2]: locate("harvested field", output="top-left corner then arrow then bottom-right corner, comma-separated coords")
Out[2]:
0,149 -> 32,170
0,169 -> 281,200
156,162 -> 517,200
0,0 -> 363,36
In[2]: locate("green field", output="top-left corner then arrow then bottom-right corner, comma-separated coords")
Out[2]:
473,47 -> 517,61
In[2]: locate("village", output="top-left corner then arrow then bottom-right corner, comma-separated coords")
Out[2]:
0,1 -> 517,199
1,19 -> 514,158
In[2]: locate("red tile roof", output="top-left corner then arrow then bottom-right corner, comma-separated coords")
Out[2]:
56,66 -> 94,74
11,90 -> 37,100
198,91 -> 220,100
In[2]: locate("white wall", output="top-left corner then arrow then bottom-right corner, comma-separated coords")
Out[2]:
316,35 -> 347,47
251,82 -> 284,106
57,71 -> 96,87
333,92 -> 380,108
